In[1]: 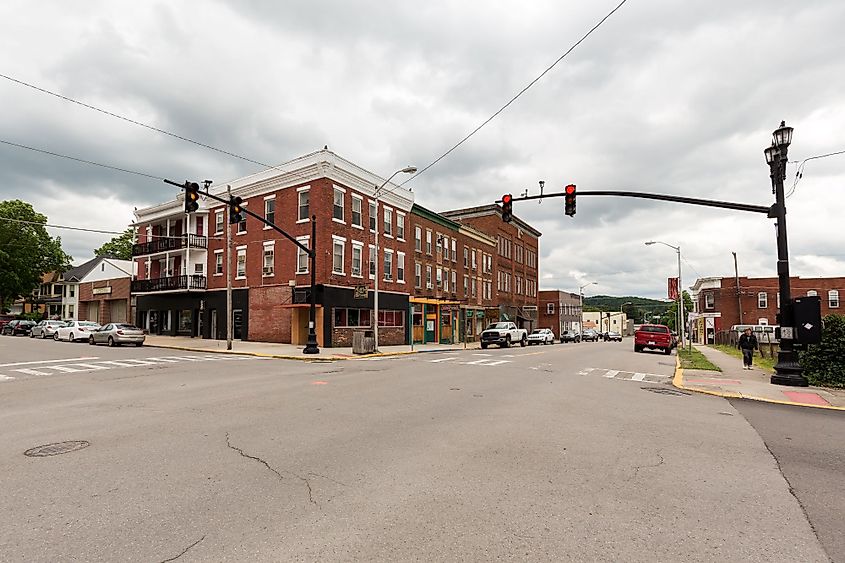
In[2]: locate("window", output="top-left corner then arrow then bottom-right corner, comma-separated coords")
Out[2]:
397,252 -> 405,283
69,285 -> 75,297
807,290 -> 818,297
426,229 -> 432,255
384,208 -> 393,236
215,251 -> 223,275
464,275 -> 469,295
415,263 -> 422,288
758,292 -> 768,308
415,226 -> 422,252
464,247 -> 469,268
830,290 -> 840,308
704,293 -> 715,310
262,244 -> 274,276
547,303 -> 554,315
443,268 -> 449,292
194,263 -> 204,274
442,236 -> 449,260
451,270 -> 456,292
436,234 -> 442,257
332,238 -> 345,274
351,244 -> 363,277
68,304 -> 74,318
237,204 -> 247,234
451,239 -> 456,262
236,248 -> 246,279
472,250 -> 477,271
296,236 -> 309,274
333,187 -> 345,222
215,210 -> 224,234
369,246 -> 376,279
369,201 -> 377,232
377,310 -> 405,327
352,196 -> 363,228
264,197 -> 275,226
426,265 -> 433,289
436,267 -> 442,288
397,213 -> 405,240
384,250 -> 393,281
334,308 -> 372,328
298,189 -> 310,221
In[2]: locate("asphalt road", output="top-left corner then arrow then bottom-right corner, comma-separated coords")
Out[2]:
0,335 -> 831,561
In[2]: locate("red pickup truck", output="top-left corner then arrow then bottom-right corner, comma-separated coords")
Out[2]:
634,324 -> 673,355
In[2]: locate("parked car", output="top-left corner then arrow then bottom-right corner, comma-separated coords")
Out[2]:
2,319 -> 36,336
560,330 -> 581,343
634,323 -> 673,355
54,320 -> 101,342
527,328 -> 555,345
30,320 -> 66,339
605,331 -> 623,342
480,322 -> 528,349
581,329 -> 600,342
0,314 -> 15,331
88,323 -> 145,347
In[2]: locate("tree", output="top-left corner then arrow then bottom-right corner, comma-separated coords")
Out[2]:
659,290 -> 693,330
0,200 -> 72,312
800,314 -> 845,388
94,227 -> 135,261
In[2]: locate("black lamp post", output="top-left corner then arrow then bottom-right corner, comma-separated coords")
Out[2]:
765,121 -> 807,386
303,215 -> 320,354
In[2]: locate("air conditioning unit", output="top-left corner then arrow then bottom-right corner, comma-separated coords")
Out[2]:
263,267 -> 274,275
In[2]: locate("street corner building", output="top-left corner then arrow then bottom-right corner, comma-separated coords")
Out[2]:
131,149 -> 542,347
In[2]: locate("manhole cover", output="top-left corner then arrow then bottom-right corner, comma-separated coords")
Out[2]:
641,386 -> 690,396
24,440 -> 90,457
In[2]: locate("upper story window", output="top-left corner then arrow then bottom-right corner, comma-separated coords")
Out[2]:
758,292 -> 768,309
384,208 -> 393,236
264,197 -> 275,226
451,239 -> 456,262
351,196 -> 363,228
704,293 -> 715,310
463,247 -> 469,268
397,213 -> 405,240
369,201 -> 377,232
807,290 -> 818,297
296,236 -> 309,274
426,230 -> 432,255
415,227 -> 422,252
215,211 -> 224,234
333,187 -> 345,222
237,202 -> 247,234
298,189 -> 310,222
830,290 -> 840,308
332,237 -> 345,274
236,248 -> 246,279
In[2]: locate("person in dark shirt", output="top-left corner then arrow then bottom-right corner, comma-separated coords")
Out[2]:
738,328 -> 759,370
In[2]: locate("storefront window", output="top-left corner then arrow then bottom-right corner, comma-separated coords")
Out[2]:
334,308 -> 372,328
179,310 -> 192,333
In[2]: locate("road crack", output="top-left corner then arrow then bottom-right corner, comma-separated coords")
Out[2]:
629,450 -> 665,481
159,535 -> 205,562
225,432 -> 319,508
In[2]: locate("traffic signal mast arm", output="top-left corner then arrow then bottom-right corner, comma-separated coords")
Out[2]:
500,189 -> 773,215
164,178 -> 314,257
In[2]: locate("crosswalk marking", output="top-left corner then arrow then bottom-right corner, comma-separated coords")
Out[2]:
582,367 -> 671,382
632,372 -> 646,381
11,368 -> 50,376
604,370 -> 619,378
483,360 -> 511,366
429,357 -> 457,363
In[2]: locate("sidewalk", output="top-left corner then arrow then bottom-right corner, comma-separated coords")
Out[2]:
674,345 -> 845,410
143,335 -> 480,361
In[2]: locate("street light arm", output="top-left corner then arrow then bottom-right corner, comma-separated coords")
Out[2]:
645,240 -> 679,252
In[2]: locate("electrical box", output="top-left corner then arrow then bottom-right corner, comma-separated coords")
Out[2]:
793,296 -> 822,345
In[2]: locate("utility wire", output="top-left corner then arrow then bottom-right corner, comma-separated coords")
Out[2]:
786,148 -> 845,198
0,139 -> 164,180
387,0 -> 629,194
0,216 -> 225,241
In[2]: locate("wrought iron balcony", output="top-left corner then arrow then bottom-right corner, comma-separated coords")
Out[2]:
131,275 -> 207,293
131,234 -> 208,257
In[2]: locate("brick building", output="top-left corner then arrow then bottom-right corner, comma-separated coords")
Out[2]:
132,149 -> 541,347
538,290 -> 582,339
689,275 -> 844,344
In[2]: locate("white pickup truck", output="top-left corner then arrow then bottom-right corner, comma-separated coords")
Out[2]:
480,322 -> 528,349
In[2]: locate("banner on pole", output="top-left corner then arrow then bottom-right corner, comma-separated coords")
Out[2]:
668,277 -> 679,300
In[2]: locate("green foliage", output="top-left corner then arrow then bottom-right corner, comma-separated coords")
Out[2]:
0,200 -> 72,312
679,347 -> 721,371
659,291 -> 694,330
800,314 -> 845,388
584,295 -> 673,322
94,227 -> 135,261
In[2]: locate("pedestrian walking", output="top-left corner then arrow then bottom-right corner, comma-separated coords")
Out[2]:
737,328 -> 758,370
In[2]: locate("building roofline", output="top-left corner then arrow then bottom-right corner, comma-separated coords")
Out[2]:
440,204 -> 542,237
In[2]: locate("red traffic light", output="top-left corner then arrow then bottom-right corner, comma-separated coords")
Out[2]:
565,184 -> 576,195
502,194 -> 512,204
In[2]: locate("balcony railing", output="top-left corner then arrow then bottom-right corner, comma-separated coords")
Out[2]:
131,275 -> 207,293
132,234 -> 208,257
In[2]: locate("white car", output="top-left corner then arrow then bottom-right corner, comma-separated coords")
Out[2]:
527,328 -> 556,345
54,320 -> 101,342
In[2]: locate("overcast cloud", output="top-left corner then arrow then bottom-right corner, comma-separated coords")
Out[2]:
1,0 -> 843,299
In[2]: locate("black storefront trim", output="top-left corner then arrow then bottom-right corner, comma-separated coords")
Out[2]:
135,289 -> 249,340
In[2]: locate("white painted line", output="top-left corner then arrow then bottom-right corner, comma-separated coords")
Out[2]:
483,360 -> 511,366
632,372 -> 646,381
604,370 -> 619,378
142,357 -> 181,363
0,374 -> 16,381
45,365 -> 86,373
501,354 -> 516,358
0,357 -> 99,368
429,357 -> 457,363
11,368 -> 51,376
97,361 -> 144,368
472,353 -> 492,357
59,363 -> 110,372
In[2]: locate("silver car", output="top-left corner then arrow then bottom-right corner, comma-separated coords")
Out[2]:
88,323 -> 145,347
30,320 -> 66,339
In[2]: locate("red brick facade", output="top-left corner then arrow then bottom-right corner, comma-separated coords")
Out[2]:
538,290 -> 582,339
78,277 -> 132,325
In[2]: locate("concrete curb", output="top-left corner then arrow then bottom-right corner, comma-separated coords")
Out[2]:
672,353 -> 845,411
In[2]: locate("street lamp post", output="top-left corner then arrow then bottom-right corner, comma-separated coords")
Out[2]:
645,241 -> 685,348
373,166 -> 417,352
578,281 -> 597,334
765,121 -> 807,386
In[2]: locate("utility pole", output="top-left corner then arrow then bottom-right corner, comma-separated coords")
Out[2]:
732,251 -> 742,326
303,215 -> 319,354
226,185 -> 233,351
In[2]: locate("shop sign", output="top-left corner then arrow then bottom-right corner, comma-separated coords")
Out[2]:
353,284 -> 368,299
92,286 -> 112,295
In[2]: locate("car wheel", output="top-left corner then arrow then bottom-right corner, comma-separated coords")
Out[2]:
520,336 -> 527,347
135,342 -> 143,347
68,332 -> 74,342
664,347 -> 672,355
41,331 -> 47,339
634,345 -> 642,353
481,343 -> 488,349
54,332 -> 60,341
108,337 -> 116,347
503,336 -> 511,348
89,336 -> 95,345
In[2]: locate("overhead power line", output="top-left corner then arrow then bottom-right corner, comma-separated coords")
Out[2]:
786,148 -> 845,198
392,0 -> 630,192
0,216 -> 224,241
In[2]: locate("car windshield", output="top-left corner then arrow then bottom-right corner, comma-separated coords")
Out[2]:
487,323 -> 510,330
531,330 -> 543,334
79,322 -> 100,327
640,325 -> 669,333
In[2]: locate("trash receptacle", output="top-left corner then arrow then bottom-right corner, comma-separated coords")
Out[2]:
353,330 -> 376,354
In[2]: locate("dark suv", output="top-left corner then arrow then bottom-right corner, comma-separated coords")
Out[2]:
2,319 -> 36,336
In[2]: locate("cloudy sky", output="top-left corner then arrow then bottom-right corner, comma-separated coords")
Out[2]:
2,0 -> 843,299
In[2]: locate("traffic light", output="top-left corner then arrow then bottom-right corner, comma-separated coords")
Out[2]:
184,182 -> 200,213
229,196 -> 244,224
564,184 -> 576,217
501,193 -> 513,223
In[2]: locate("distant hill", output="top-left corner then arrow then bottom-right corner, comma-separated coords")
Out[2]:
583,295 -> 673,322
